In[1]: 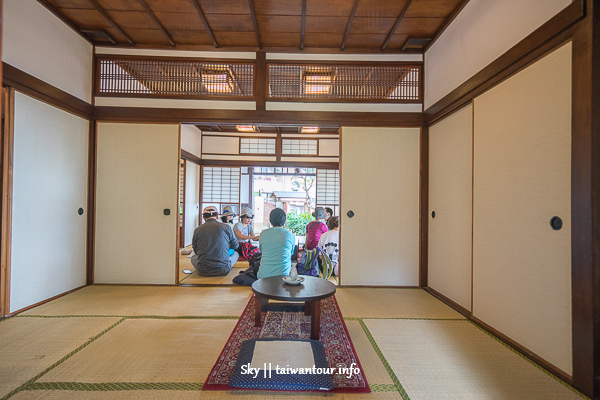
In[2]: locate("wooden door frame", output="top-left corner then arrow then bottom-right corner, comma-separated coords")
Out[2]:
0,87 -> 14,318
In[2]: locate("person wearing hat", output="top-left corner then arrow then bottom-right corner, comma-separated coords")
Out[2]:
233,207 -> 260,257
233,207 -> 259,243
190,206 -> 239,276
257,208 -> 295,279
305,207 -> 329,250
220,205 -> 236,225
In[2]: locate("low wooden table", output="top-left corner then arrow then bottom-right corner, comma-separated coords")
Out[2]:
251,275 -> 337,340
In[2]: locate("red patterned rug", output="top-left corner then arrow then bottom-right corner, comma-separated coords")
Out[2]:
202,295 -> 370,393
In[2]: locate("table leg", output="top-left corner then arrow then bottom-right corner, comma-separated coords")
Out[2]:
310,300 -> 321,340
254,295 -> 262,327
304,301 -> 311,316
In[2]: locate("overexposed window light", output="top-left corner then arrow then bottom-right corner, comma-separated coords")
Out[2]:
300,126 -> 320,134
236,125 -> 259,132
202,69 -> 233,93
303,72 -> 332,94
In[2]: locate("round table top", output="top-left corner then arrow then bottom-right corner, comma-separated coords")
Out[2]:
252,275 -> 337,302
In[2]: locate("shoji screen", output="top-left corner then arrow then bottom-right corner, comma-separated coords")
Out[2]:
341,127 -> 420,286
11,92 -> 89,312
428,104 -> 473,311
473,43 -> 572,375
95,123 -> 179,284
316,169 -> 340,216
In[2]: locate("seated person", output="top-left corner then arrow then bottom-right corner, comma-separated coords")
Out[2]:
220,205 -> 236,226
324,207 -> 334,222
191,206 -> 239,276
257,208 -> 295,279
305,207 -> 328,250
233,207 -> 260,258
318,216 -> 339,275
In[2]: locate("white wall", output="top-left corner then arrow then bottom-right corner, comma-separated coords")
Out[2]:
428,104 -> 473,311
424,0 -> 570,109
341,127 -> 420,286
10,92 -> 89,312
3,0 -> 93,103
472,43 -> 572,375
95,123 -> 180,284
184,161 -> 200,246
181,124 -> 202,158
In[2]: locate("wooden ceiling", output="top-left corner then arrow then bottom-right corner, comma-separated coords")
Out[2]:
39,0 -> 468,53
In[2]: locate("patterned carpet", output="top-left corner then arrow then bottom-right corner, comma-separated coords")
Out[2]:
203,295 -> 370,393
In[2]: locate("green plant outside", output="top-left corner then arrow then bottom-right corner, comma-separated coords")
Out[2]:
285,211 -> 313,236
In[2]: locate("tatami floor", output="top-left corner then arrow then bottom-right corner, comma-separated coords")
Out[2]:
0,286 -> 587,400
178,247 -> 339,286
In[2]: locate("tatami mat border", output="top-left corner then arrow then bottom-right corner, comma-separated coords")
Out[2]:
345,317 -> 466,321
14,315 -> 239,320
25,382 -> 203,391
1,318 -> 126,400
357,319 -> 410,400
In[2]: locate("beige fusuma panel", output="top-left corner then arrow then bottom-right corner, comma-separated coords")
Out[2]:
473,43 -> 572,375
428,104 -> 473,311
341,127 -> 420,286
95,123 -> 180,285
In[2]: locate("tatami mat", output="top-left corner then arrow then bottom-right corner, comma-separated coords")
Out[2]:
335,288 -> 465,319
20,286 -> 252,317
4,286 -> 586,400
179,250 -> 250,285
38,319 -> 236,384
12,390 -> 406,399
0,317 -> 121,398
345,320 -> 394,386
365,319 -> 585,400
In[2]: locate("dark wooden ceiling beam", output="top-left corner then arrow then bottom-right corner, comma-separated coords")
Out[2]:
381,0 -> 413,51
341,0 -> 359,51
300,0 -> 307,50
94,107 -> 424,126
190,0 -> 219,48
248,0 -> 262,49
137,0 -> 175,47
86,0 -> 134,45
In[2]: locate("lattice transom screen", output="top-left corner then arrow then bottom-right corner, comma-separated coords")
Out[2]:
202,167 -> 241,203
240,138 -> 276,154
282,139 -> 318,155
268,63 -> 421,102
97,57 -> 254,98
316,169 -> 340,206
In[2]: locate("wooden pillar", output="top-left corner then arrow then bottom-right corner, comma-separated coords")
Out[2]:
570,0 -> 600,397
255,51 -> 266,111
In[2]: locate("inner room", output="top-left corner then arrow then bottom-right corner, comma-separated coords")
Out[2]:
178,122 -> 340,286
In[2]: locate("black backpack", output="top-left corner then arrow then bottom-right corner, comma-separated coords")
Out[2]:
232,253 -> 261,286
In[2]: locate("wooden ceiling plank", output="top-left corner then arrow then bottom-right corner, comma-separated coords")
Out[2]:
37,0 -> 94,44
86,0 -> 135,44
340,0 -> 359,50
190,0 -> 219,48
300,0 -> 307,50
381,0 -> 413,51
248,0 -> 262,49
136,0 -> 175,46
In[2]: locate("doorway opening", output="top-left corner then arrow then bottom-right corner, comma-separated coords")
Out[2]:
178,165 -> 339,286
